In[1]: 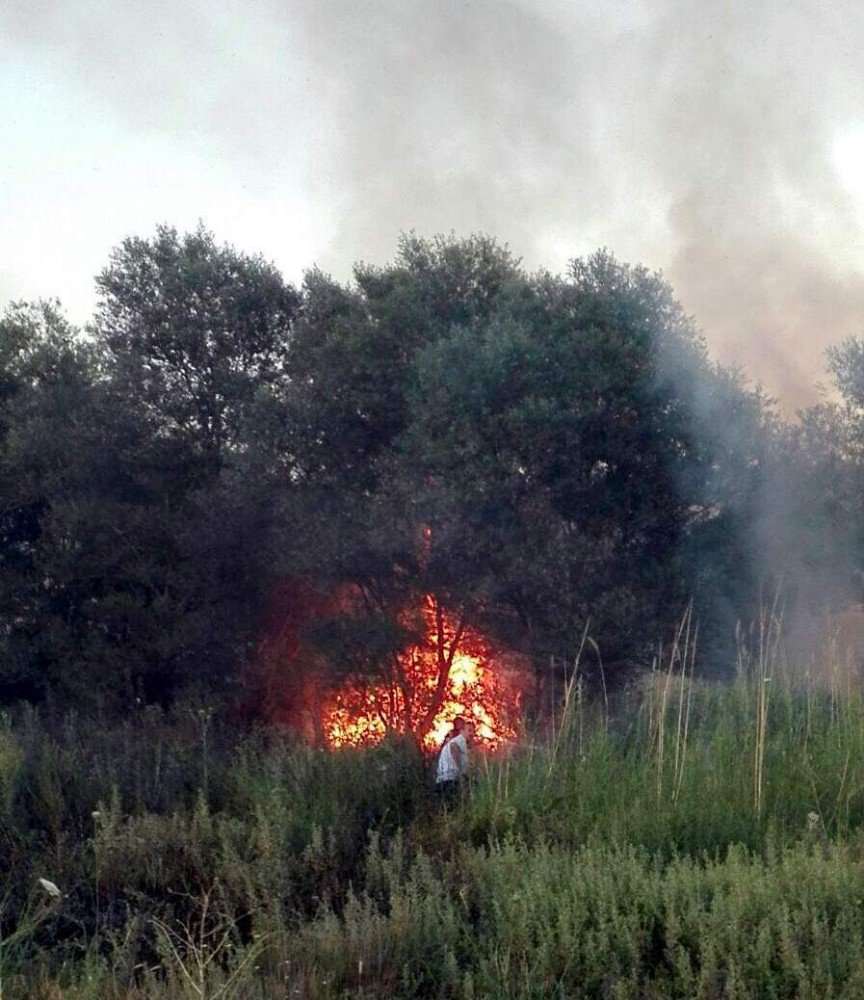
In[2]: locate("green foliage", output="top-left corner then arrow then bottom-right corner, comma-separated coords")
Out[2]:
5,666 -> 864,995
278,236 -> 772,687
94,223 -> 299,458
0,227 -> 299,707
1,221 -> 861,724
782,338 -> 864,610
0,302 -> 103,700
8,224 -> 864,999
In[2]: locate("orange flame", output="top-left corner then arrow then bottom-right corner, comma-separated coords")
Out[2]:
321,596 -> 519,750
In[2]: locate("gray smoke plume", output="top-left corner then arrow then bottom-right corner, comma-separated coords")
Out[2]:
4,0 -> 864,407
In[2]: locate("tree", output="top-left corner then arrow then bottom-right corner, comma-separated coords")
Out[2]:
777,337 -> 864,613
272,237 -> 771,718
402,251 -> 770,665
0,226 -> 301,708
0,301 -> 102,700
95,223 -> 299,464
0,229 -> 779,721
84,226 -> 301,704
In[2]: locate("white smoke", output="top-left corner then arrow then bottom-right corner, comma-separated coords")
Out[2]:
4,0 -> 864,407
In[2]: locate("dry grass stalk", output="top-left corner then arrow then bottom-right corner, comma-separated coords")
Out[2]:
753,593 -> 784,816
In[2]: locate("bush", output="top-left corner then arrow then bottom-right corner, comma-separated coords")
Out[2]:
6,669 -> 864,996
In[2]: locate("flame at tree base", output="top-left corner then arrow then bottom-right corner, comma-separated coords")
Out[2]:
321,596 -> 519,751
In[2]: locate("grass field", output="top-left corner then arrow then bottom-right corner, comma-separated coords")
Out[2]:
4,633 -> 864,997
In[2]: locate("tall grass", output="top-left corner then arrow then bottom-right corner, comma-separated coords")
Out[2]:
5,628 -> 864,996
478,674 -> 840,858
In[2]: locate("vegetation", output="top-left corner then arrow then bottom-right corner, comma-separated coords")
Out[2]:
3,225 -> 864,723
0,230 -> 779,707
0,642 -> 862,997
5,226 -> 864,993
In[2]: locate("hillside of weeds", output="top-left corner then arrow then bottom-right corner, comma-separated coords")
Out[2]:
6,647 -> 864,997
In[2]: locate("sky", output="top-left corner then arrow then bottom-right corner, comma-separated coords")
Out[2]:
4,0 -> 864,409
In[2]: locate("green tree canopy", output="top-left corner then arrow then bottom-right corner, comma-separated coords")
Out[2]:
0,228 -> 792,719
276,236 -> 771,683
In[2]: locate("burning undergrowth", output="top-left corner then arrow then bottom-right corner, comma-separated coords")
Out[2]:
252,582 -> 525,750
321,594 -> 519,750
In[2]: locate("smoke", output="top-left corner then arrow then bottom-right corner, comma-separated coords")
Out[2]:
4,0 -> 864,406
634,0 -> 864,407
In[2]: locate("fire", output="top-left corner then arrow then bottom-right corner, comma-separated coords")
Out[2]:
321,595 -> 519,751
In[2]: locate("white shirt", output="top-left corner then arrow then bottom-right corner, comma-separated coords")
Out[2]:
436,732 -> 468,783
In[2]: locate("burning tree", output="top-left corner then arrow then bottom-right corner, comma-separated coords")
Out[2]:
319,592 -> 519,749
249,577 -> 521,750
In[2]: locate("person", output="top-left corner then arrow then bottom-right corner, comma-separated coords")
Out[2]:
435,717 -> 474,799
